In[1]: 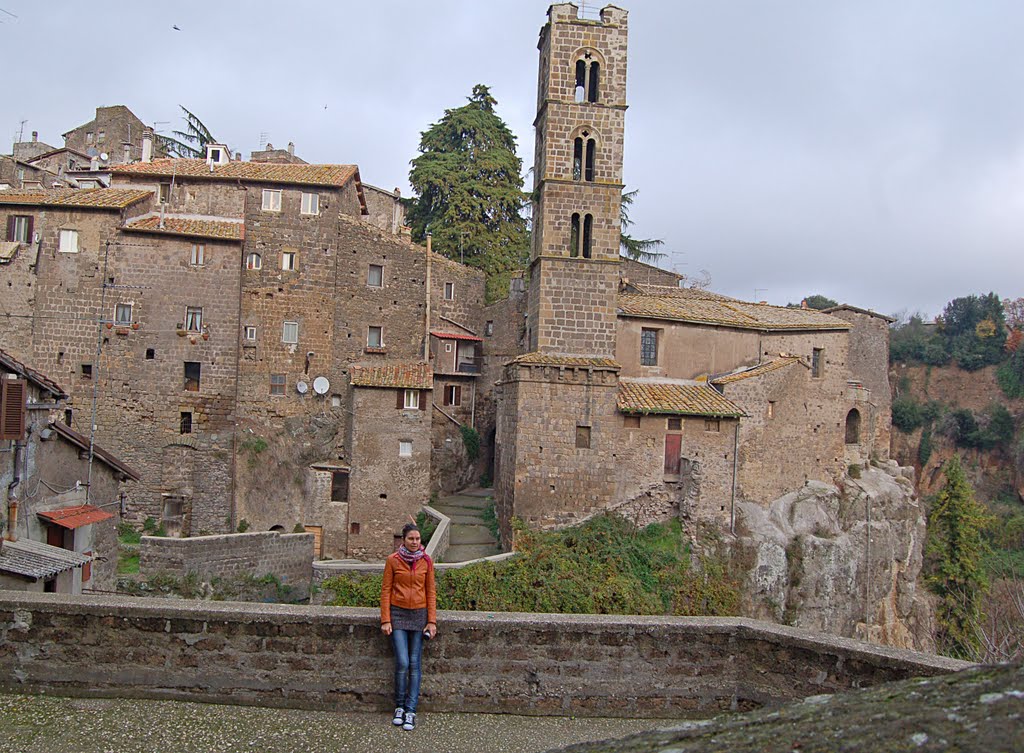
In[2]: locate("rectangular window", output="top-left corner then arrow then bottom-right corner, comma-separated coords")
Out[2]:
96,130 -> 105,143
705,418 -> 721,432
246,252 -> 262,270
158,182 -> 171,203
812,348 -> 824,378
185,306 -> 203,331
443,385 -> 462,406
399,440 -> 413,457
85,132 -> 94,145
270,373 -> 286,395
7,215 -> 31,243
640,328 -> 659,366
180,412 -> 192,435
81,364 -> 93,379
190,243 -> 205,266
367,264 -> 383,287
767,401 -> 776,419
444,282 -> 454,300
667,417 -> 682,431
485,321 -> 494,336
262,189 -> 282,212
281,250 -> 297,271
367,325 -> 383,348
575,425 -> 591,449
282,321 -> 299,343
183,362 -> 201,392
244,325 -> 257,341
300,192 -> 319,215
115,303 -> 132,325
403,389 -> 419,410
58,229 -> 79,253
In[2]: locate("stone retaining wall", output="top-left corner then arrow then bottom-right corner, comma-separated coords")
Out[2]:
0,593 -> 969,718
140,532 -> 313,600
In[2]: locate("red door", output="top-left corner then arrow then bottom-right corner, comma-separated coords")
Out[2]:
664,433 -> 681,475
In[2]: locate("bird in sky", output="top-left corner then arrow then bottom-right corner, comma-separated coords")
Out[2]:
172,25 -> 181,31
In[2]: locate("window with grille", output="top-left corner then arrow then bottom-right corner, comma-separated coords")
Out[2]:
180,412 -> 192,434
640,329 -> 658,366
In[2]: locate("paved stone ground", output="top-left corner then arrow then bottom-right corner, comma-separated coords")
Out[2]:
0,693 -> 675,753
435,488 -> 502,562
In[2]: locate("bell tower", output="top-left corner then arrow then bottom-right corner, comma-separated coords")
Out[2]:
527,3 -> 628,357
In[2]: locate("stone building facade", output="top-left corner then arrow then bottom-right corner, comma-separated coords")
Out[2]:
62,105 -> 158,166
493,4 -> 893,543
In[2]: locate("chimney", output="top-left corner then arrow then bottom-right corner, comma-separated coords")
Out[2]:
287,142 -> 295,156
234,152 -> 241,161
90,156 -> 100,171
141,130 -> 153,162
801,299 -> 809,310
31,131 -> 38,142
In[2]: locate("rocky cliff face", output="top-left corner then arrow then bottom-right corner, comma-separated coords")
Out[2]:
728,461 -> 935,651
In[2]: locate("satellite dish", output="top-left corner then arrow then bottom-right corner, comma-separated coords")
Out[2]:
99,152 -> 109,162
296,380 -> 309,395
312,376 -> 330,395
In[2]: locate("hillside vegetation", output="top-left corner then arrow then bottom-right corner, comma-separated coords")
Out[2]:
324,515 -> 740,617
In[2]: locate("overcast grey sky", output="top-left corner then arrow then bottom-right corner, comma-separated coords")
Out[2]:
4,0 -> 1022,318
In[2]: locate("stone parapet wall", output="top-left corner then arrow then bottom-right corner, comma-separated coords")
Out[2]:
0,593 -> 968,718
140,531 -> 313,600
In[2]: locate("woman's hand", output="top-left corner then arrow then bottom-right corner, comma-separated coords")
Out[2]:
381,622 -> 393,636
425,622 -> 437,639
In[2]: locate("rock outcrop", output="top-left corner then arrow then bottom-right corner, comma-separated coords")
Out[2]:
729,461 -> 935,651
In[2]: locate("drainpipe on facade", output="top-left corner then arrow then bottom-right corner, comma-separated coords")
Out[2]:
730,423 -> 739,535
6,438 -> 24,542
86,241 -> 113,506
423,233 -> 432,361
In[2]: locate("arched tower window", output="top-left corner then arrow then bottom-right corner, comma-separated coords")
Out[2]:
572,132 -> 597,182
569,213 -> 594,258
574,55 -> 600,103
845,408 -> 861,444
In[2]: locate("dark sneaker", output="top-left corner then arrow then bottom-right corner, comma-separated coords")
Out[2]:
402,711 -> 416,731
392,707 -> 404,726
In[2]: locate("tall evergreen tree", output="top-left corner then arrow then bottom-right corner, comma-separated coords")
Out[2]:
927,455 -> 991,659
407,85 -> 529,301
619,189 -> 665,262
157,106 -> 218,158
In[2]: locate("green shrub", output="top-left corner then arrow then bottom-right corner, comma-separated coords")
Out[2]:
848,464 -> 861,479
892,397 -> 924,433
237,519 -> 250,533
918,426 -> 933,466
460,425 -> 481,461
414,511 -> 438,544
117,522 -> 141,545
996,346 -> 1024,399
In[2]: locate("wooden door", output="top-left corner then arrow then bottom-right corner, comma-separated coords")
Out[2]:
664,433 -> 681,475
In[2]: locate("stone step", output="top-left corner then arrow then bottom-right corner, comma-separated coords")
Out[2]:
435,496 -> 492,511
449,524 -> 497,546
442,543 -> 504,562
435,512 -> 486,526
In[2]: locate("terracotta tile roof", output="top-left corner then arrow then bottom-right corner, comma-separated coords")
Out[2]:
0,348 -> 67,398
350,362 -> 433,390
822,304 -> 897,323
507,353 -> 621,369
618,292 -> 850,331
0,538 -> 91,580
430,331 -> 482,342
625,283 -> 738,301
711,357 -> 802,385
618,379 -> 745,418
111,158 -> 358,188
123,213 -> 244,241
50,422 -> 141,481
37,504 -> 115,530
0,188 -> 152,209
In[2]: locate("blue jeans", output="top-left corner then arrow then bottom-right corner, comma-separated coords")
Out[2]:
391,629 -> 424,713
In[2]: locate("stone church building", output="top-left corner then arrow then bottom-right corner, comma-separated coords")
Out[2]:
0,3 -> 892,561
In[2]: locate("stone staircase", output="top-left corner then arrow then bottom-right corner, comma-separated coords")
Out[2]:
432,488 -> 502,562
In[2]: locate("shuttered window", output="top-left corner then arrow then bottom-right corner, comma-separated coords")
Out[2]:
0,378 -> 27,441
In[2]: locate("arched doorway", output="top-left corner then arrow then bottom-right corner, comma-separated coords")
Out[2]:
845,409 -> 861,445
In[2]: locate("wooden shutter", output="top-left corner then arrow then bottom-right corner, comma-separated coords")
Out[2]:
26,216 -> 33,243
5,216 -> 13,242
418,390 -> 427,411
396,389 -> 404,410
442,387 -> 450,406
454,386 -> 462,406
0,379 -> 27,441
664,433 -> 682,475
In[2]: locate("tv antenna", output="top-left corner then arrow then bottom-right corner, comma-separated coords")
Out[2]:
16,119 -> 26,143
259,131 -> 269,150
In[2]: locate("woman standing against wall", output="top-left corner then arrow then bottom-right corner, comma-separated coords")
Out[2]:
380,523 -> 437,731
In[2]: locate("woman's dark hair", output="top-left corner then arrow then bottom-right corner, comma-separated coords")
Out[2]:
401,523 -> 420,538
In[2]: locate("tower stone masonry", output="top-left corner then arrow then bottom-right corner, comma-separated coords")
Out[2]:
527,3 -> 628,358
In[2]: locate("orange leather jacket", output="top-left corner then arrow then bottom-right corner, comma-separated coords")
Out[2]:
380,552 -> 437,625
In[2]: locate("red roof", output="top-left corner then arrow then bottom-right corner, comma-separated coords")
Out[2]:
37,504 -> 115,530
430,331 -> 482,342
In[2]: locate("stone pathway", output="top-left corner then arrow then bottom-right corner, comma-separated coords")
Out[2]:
433,487 -> 502,562
0,693 -> 675,753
